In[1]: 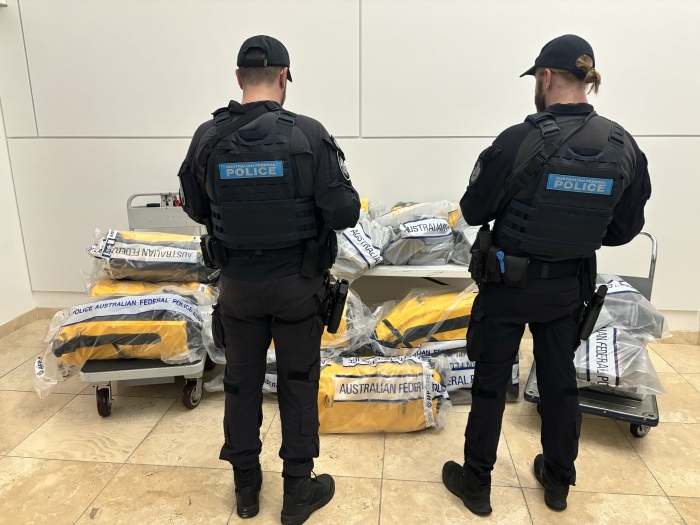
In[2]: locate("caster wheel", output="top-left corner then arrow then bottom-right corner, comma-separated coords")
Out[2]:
630,424 -> 650,438
182,380 -> 202,409
204,355 -> 217,372
536,404 -> 542,416
96,388 -> 112,417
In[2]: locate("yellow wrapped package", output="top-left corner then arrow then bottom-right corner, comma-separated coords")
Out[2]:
89,280 -> 216,298
374,288 -> 477,349
318,356 -> 450,433
46,292 -> 207,367
87,229 -> 219,283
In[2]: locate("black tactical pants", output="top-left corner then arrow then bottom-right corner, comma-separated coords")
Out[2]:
464,276 -> 583,486
214,273 -> 327,477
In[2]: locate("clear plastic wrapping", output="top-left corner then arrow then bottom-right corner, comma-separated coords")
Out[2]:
451,214 -> 481,266
320,289 -> 374,353
372,285 -> 478,352
575,327 -> 665,395
376,201 -> 456,265
34,287 -> 214,398
87,229 -> 220,283
331,210 -> 392,281
594,275 -> 670,339
318,356 -> 451,433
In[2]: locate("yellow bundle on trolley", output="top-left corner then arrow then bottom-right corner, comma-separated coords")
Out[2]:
318,356 -> 451,433
87,229 -> 219,283
373,288 -> 477,349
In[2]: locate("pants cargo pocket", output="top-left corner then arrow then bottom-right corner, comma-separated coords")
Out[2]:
212,304 -> 226,349
301,406 -> 320,436
465,414 -> 485,459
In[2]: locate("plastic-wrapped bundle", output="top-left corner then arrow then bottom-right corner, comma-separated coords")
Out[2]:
34,288 -> 213,398
594,275 -> 670,339
87,229 -> 219,283
331,210 -> 392,281
88,279 -> 217,298
318,356 -> 451,433
575,327 -> 665,395
376,201 -> 455,265
373,286 -> 477,351
451,214 -> 480,266
320,289 -> 374,352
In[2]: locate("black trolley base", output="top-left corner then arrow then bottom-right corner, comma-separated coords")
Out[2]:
524,362 -> 659,438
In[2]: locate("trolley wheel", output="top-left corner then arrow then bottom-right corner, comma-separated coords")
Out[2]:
536,404 -> 542,416
204,355 -> 216,372
182,380 -> 202,409
630,424 -> 651,438
96,388 -> 112,417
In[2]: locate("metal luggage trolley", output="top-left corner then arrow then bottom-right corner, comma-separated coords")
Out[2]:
80,192 -> 211,417
524,231 -> 660,438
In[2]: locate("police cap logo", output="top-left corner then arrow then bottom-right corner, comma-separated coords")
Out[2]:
470,159 -> 482,184
338,152 -> 350,180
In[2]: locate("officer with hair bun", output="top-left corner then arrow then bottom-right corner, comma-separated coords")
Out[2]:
442,35 -> 651,514
178,35 -> 360,524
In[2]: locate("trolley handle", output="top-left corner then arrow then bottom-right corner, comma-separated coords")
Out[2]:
127,193 -> 164,211
638,231 -> 657,281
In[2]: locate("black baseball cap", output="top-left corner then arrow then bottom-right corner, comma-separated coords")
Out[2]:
237,35 -> 292,82
520,34 -> 594,80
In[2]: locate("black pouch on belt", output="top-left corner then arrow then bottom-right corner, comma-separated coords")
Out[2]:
486,246 -> 503,283
503,255 -> 529,288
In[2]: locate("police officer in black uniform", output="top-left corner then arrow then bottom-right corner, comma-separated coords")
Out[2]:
442,35 -> 651,514
178,36 -> 360,524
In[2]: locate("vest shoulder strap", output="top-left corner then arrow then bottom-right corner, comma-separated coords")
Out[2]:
194,101 -> 279,182
495,111 -> 598,215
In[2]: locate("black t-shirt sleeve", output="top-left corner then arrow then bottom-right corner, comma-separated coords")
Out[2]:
178,120 -> 214,224
602,134 -> 652,246
296,117 -> 360,230
459,122 -> 533,226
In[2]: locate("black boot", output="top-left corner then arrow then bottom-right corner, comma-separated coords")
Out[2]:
442,461 -> 492,515
534,454 -> 569,511
233,464 -> 263,518
281,472 -> 335,525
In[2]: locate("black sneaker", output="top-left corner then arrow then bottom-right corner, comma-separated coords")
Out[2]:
281,472 -> 335,525
533,454 -> 569,511
233,464 -> 263,518
442,461 -> 492,515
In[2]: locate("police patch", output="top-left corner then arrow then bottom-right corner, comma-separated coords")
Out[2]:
338,152 -> 350,180
469,159 -> 482,184
546,174 -> 613,195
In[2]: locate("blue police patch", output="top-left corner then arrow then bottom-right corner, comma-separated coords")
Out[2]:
546,174 -> 613,195
219,161 -> 284,179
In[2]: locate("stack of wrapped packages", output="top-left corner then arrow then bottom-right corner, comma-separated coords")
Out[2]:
370,285 -> 521,404
330,200 -> 480,281
34,230 -> 221,398
205,287 -> 453,433
569,275 -> 668,396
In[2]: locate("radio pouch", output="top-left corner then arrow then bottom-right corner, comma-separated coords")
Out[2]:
503,255 -> 529,288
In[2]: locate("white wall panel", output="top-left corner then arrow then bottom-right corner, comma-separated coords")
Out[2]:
362,0 -> 700,137
20,0 -> 359,137
337,137 -> 491,204
0,0 -> 37,137
8,138 -> 190,291
0,100 -> 35,324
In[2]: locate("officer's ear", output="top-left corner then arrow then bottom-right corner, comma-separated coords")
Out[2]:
235,69 -> 244,90
542,68 -> 553,90
279,68 -> 288,90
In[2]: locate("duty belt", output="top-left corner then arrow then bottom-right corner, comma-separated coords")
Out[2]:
527,259 -> 581,279
225,244 -> 306,258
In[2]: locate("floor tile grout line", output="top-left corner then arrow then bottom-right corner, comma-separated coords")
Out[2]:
5,392 -> 79,457
0,350 -> 42,382
123,396 -> 179,465
680,373 -> 700,395
668,498 -> 690,525
614,420 -> 671,499
377,433 -> 386,525
73,462 -> 127,523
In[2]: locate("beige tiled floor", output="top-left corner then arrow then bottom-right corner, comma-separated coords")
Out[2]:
0,321 -> 698,524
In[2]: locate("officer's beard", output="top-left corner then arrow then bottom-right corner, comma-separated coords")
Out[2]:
535,76 -> 547,112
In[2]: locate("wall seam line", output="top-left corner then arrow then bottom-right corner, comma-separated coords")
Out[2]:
359,0 -> 363,138
0,93 -> 37,294
16,0 -> 39,136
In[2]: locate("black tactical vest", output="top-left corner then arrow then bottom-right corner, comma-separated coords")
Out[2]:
204,105 -> 318,250
494,112 -> 636,261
